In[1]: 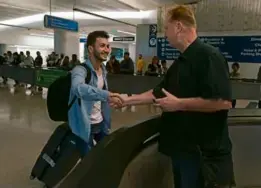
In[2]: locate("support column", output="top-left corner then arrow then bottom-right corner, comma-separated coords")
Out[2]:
141,9 -> 157,25
135,24 -> 157,73
54,29 -> 79,58
0,44 -> 7,55
135,9 -> 157,71
133,13 -> 157,113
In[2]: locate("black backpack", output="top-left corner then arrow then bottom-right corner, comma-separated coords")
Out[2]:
47,64 -> 91,122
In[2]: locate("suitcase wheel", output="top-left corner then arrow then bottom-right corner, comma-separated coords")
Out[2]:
29,174 -> 35,180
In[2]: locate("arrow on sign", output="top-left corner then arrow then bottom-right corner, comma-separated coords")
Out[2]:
150,25 -> 157,33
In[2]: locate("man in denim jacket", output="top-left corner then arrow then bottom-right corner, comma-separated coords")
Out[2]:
68,31 -> 122,153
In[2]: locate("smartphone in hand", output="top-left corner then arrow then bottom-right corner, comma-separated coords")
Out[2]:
152,87 -> 166,99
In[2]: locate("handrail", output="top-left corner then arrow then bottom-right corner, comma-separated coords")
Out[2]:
58,113 -> 261,188
228,109 -> 261,117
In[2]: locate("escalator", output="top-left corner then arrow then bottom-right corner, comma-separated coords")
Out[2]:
58,109 -> 261,188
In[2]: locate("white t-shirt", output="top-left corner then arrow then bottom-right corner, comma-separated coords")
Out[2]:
90,74 -> 104,124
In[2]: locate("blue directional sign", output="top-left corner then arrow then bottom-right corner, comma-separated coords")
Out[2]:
200,36 -> 261,63
80,38 -> 87,43
157,37 -> 180,60
157,36 -> 261,63
149,24 -> 157,35
44,15 -> 79,32
149,24 -> 157,47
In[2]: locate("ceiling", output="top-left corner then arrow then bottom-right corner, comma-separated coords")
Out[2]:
194,0 -> 261,31
0,0 -> 157,21
0,0 -> 197,23
6,0 -> 260,36
0,0 -> 161,35
0,0 -> 196,14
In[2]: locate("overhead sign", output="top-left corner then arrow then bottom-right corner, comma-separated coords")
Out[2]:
80,38 -> 87,43
200,36 -> 261,63
112,36 -> 135,42
157,37 -> 180,60
149,24 -> 157,47
44,15 -> 79,32
149,24 -> 157,34
157,36 -> 261,62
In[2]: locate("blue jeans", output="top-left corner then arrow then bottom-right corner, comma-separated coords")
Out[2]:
83,122 -> 108,155
89,122 -> 108,147
171,150 -> 204,188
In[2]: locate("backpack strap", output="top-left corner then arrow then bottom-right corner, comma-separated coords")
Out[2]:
68,64 -> 92,111
80,63 -> 92,84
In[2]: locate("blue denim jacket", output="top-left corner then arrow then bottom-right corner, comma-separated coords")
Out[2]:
68,59 -> 111,144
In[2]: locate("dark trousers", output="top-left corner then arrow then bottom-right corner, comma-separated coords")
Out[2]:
83,122 -> 108,155
171,150 -> 234,188
171,150 -> 204,188
231,100 -> 236,108
89,122 -> 108,146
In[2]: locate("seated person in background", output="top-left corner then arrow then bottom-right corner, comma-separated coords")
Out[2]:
0,55 -> 5,65
46,52 -> 57,67
136,54 -> 145,75
145,56 -> 160,76
120,52 -> 134,74
19,52 -> 25,63
3,53 -> 7,62
6,51 -> 13,64
23,51 -> 34,67
230,63 -> 240,108
161,60 -> 168,75
106,55 -> 120,74
230,62 -> 240,79
69,54 -> 81,69
12,52 -> 21,86
11,52 -> 21,66
61,56 -> 70,71
56,54 -> 65,67
34,51 -> 43,67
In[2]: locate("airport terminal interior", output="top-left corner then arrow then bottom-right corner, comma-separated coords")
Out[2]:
1,0 -> 261,187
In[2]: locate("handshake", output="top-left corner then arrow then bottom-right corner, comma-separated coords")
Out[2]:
108,92 -> 127,108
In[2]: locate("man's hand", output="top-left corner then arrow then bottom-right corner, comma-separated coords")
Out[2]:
109,92 -> 121,98
154,89 -> 181,112
108,92 -> 124,108
109,96 -> 123,108
109,93 -> 132,108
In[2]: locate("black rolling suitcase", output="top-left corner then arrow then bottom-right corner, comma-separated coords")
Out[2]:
30,123 -> 86,188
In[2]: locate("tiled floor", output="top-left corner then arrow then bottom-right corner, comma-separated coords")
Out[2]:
0,87 -> 157,188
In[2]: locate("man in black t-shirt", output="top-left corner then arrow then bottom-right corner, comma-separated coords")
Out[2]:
119,5 -> 234,188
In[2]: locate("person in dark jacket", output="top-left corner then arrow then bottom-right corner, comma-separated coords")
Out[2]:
106,55 -> 120,74
120,52 -> 134,74
12,52 -> 21,66
145,56 -> 161,76
34,51 -> 43,67
117,5 -> 234,188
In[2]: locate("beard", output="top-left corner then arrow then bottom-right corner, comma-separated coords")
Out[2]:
93,50 -> 108,61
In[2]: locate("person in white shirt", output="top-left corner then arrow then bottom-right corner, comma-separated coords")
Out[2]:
23,51 -> 34,67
